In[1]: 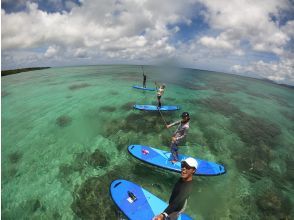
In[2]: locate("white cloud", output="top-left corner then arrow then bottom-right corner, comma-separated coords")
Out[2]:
198,0 -> 292,55
44,45 -> 60,58
1,0 -> 293,85
73,48 -> 88,58
231,58 -> 294,84
1,1 -> 192,56
199,36 -> 234,50
282,20 -> 294,38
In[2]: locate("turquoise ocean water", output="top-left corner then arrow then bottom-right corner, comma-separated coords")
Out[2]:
2,65 -> 294,219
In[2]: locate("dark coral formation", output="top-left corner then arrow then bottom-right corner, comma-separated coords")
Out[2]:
285,157 -> 294,182
193,120 -> 225,154
2,198 -> 46,219
119,112 -> 174,136
281,111 -> 294,122
2,167 -> 19,183
231,112 -> 281,147
1,90 -> 9,97
99,106 -> 116,113
68,83 -> 90,90
88,149 -> 108,168
269,94 -> 291,108
58,149 -> 109,186
199,97 -> 241,116
232,142 -> 274,177
121,102 -> 135,111
9,151 -> 23,164
245,91 -> 269,99
256,189 -> 292,219
110,91 -> 119,95
56,115 -> 72,127
71,168 -> 125,219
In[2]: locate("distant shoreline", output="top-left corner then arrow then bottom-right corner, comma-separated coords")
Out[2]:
1,67 -> 51,77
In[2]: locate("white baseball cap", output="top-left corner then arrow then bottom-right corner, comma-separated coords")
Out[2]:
183,157 -> 198,169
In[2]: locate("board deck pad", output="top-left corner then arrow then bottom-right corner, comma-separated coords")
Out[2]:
132,85 -> 156,91
110,179 -> 193,220
128,145 -> 226,176
134,104 -> 180,111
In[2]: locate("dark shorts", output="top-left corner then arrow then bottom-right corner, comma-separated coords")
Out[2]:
157,95 -> 161,99
171,140 -> 179,151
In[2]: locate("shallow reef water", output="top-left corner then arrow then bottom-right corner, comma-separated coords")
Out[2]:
2,65 -> 293,219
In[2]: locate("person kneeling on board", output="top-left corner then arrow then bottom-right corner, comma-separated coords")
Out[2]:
167,112 -> 190,163
153,157 -> 197,220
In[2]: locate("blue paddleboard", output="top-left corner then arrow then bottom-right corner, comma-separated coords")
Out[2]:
134,104 -> 180,111
128,145 -> 226,176
110,179 -> 193,220
132,85 -> 156,91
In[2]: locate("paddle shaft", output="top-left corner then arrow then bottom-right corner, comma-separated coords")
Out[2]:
158,109 -> 173,135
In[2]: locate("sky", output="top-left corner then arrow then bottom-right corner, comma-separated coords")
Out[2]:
1,0 -> 294,85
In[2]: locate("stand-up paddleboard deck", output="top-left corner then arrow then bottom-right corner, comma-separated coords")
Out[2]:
134,104 -> 180,111
132,85 -> 156,91
128,145 -> 226,176
110,179 -> 193,220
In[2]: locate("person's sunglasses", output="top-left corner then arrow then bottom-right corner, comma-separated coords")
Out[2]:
181,161 -> 194,170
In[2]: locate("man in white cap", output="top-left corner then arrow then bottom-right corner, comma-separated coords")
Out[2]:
153,157 -> 198,220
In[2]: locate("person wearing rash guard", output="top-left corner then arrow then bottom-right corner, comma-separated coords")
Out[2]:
166,112 -> 190,163
153,157 -> 197,220
155,81 -> 166,108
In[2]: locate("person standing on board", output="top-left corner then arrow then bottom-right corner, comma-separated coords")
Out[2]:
166,112 -> 190,163
153,157 -> 197,220
143,72 -> 147,88
155,81 -> 166,108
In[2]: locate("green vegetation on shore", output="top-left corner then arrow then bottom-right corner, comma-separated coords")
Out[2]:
1,67 -> 50,76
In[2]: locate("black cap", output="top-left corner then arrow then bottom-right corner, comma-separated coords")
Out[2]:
181,112 -> 190,118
